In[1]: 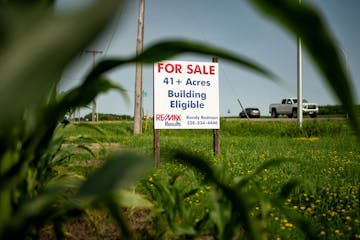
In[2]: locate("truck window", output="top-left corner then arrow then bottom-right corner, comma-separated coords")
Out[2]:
282,99 -> 286,104
287,99 -> 292,104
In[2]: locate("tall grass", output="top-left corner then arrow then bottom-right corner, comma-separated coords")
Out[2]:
221,120 -> 353,137
63,119 -> 354,140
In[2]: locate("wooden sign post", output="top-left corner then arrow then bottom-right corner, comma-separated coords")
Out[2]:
212,57 -> 220,156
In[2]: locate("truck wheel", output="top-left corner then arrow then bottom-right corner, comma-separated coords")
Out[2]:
310,113 -> 317,118
292,109 -> 298,118
271,109 -> 278,118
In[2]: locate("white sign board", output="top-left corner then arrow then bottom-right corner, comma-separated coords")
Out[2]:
154,60 -> 219,129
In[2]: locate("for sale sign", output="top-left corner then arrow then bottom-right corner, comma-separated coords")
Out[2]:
153,60 -> 219,129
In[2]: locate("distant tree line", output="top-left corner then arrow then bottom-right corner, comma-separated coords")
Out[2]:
83,113 -> 133,121
318,104 -> 360,115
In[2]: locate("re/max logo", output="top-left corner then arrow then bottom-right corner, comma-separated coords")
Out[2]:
156,114 -> 181,121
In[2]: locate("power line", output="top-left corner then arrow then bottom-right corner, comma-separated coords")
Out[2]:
103,11 -> 123,56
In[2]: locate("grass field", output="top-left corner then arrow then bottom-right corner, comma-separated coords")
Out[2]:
59,119 -> 359,239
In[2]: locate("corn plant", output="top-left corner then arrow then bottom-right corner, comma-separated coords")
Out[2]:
140,169 -> 211,239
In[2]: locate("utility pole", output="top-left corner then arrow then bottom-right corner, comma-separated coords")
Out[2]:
133,0 -> 145,135
84,49 -> 103,122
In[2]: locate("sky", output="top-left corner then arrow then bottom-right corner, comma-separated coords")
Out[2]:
56,0 -> 360,117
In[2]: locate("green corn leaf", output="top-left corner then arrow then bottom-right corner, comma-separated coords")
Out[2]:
135,40 -> 280,81
0,0 -> 126,130
172,150 -> 256,240
279,178 -> 302,200
56,75 -> 129,115
115,189 -> 153,209
71,122 -> 109,136
83,39 -> 284,88
76,151 -> 152,199
248,0 -> 360,136
103,197 -> 134,239
2,184 -> 67,239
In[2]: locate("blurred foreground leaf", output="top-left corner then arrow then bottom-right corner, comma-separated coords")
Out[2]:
77,151 -> 152,199
248,0 -> 360,136
84,39 -> 284,89
56,75 -> 129,115
116,189 -> 153,208
0,0 -> 126,130
0,0 -> 129,238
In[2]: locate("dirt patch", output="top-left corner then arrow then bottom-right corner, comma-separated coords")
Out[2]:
40,210 -> 122,240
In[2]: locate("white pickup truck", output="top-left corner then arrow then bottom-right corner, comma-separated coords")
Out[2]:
269,98 -> 319,118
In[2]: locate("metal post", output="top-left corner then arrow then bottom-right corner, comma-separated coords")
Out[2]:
297,0 -> 303,128
297,37 -> 303,127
